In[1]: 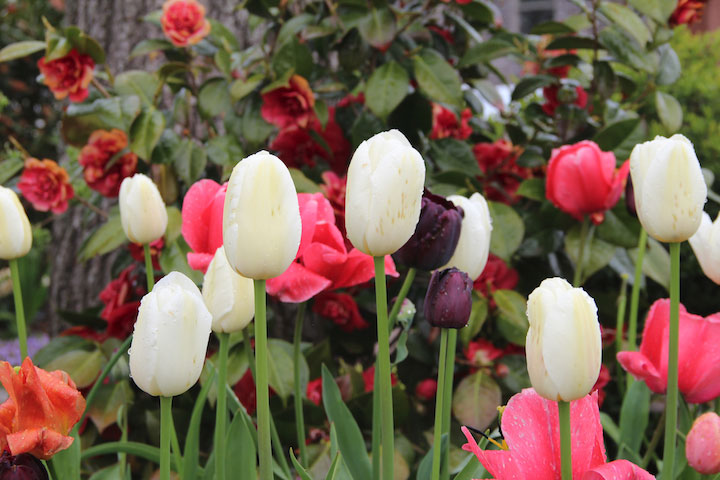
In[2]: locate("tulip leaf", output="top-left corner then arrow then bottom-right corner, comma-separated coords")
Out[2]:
183,366 -> 215,480
629,237 -> 670,291
460,293 -> 488,346
87,380 -> 134,433
50,430 -> 81,479
115,70 -> 159,105
129,106 -> 165,160
226,406 -> 258,479
618,380 -> 650,461
488,201 -> 524,261
416,433 -> 447,480
267,339 -> 309,403
453,452 -> 487,480
493,289 -> 529,346
45,347 -> 105,389
599,412 -> 621,446
413,48 -> 464,108
198,77 -> 232,118
0,40 -> 46,63
452,371 -> 502,432
655,91 -> 683,133
565,224 -> 618,283
365,61 -> 409,120
289,449 -> 314,480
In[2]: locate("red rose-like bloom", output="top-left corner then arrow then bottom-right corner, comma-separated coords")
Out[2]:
306,378 -> 323,406
542,85 -> 587,117
592,364 -> 611,406
233,369 -> 257,415
362,366 -> 398,393
465,339 -> 504,367
430,104 -> 472,140
313,292 -> 369,333
670,0 -> 707,26
618,299 -> 720,404
473,140 -> 533,205
128,238 -> 164,271
37,49 -> 94,103
181,179 -> 226,273
78,129 -> 137,197
473,254 -> 519,299
546,140 -> 629,224
0,358 -> 85,460
98,265 -> 146,340
17,158 -> 74,214
415,379 -> 438,401
321,171 -> 347,237
161,0 -> 211,47
261,75 -> 315,129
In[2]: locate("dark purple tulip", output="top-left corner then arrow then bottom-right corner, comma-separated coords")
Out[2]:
394,191 -> 463,271
625,176 -> 637,218
0,452 -> 49,480
424,268 -> 473,329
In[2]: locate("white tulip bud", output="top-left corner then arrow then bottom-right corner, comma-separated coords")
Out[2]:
119,174 -> 168,244
222,151 -> 301,279
203,247 -> 255,333
630,134 -> 707,243
0,187 -> 32,260
689,212 -> 720,285
440,193 -> 493,281
345,130 -> 426,257
526,277 -> 601,402
129,271 -> 212,397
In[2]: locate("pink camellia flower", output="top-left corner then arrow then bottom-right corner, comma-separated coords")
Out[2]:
617,299 -> 720,404
461,388 -> 654,479
686,412 -> 720,474
181,179 -> 226,273
161,0 -> 211,47
37,49 -> 94,103
546,140 -> 630,224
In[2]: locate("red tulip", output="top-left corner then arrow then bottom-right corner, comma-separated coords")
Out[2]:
617,299 -> 720,404
461,388 -> 653,479
546,140 -> 630,224
181,179 -> 226,273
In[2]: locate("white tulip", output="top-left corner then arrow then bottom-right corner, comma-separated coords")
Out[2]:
0,187 -> 32,260
119,174 -> 168,244
526,277 -> 601,402
223,151 -> 301,280
630,134 -> 707,243
345,130 -> 426,257
129,272 -> 212,397
203,247 -> 255,333
689,212 -> 720,285
440,193 -> 492,281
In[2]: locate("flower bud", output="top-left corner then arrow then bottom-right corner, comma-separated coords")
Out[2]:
0,451 -> 48,480
393,191 -> 463,271
689,212 -> 720,285
526,277 -> 601,402
345,130 -> 426,257
424,268 -> 473,329
0,187 -> 32,260
223,151 -> 301,280
686,412 -> 720,474
203,247 -> 255,333
629,134 -> 707,242
440,193 -> 492,280
119,174 -> 168,244
129,271 -> 212,397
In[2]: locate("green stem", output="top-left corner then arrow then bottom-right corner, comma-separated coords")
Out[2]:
558,400 -> 572,480
254,279 -> 272,480
9,258 -> 27,360
641,409 -> 665,469
627,228 -> 648,351
441,329 -> 457,480
573,217 -> 591,287
160,396 -> 173,480
431,329 -> 449,480
615,274 -> 629,397
293,302 -> 308,467
215,332 -> 230,480
374,256 -> 394,480
143,243 -> 155,292
170,420 -> 183,478
663,242 -> 681,480
388,267 -> 416,326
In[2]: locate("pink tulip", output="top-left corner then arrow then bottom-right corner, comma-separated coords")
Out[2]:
181,180 -> 227,273
686,412 -> 720,474
461,388 -> 653,479
617,299 -> 720,403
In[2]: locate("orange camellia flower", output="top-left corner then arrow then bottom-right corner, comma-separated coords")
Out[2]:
161,0 -> 212,47
78,129 -> 138,197
36,49 -> 94,103
261,74 -> 315,129
0,358 -> 85,460
17,158 -> 74,214
669,0 -> 707,26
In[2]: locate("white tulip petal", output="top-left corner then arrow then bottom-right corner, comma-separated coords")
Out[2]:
440,193 -> 493,280
0,187 -> 32,260
203,247 -> 255,333
119,174 -> 168,244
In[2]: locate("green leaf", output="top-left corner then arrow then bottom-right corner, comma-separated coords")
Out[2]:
493,289 -> 529,345
321,365 -> 372,480
0,40 -> 46,63
365,61 -> 409,120
629,237 -> 670,291
267,339 -> 308,402
51,430 -> 81,479
78,212 -> 126,261
546,36 -> 599,50
65,26 -> 106,63
516,178 -> 545,201
325,452 -> 343,480
565,224 -> 617,283
453,452 -> 487,480
129,106 -> 165,160
226,406 -> 257,479
358,8 -> 396,49
240,99 -> 274,147
198,78 -> 231,118
413,48 -> 463,107
451,371 -> 502,431
115,70 -> 158,105
207,135 -> 244,167
430,139 -> 481,176
45,346 -> 104,388
599,3 -> 651,46
592,118 -> 642,152
655,91 -> 683,133
599,27 -> 657,73
511,75 -> 555,101
289,168 -> 321,193
459,39 -> 516,68
488,201 -> 524,261
460,293 -> 488,346
596,209 -> 640,249
289,449 -> 314,480
271,38 -> 313,79
183,367 -> 215,480
82,441 -> 165,466
656,44 -> 681,86
159,238 -> 203,284
530,21 -> 575,34
0,157 -> 24,185
629,0 -> 675,23
208,19 -> 241,51
173,139 -> 208,186
130,38 -> 174,58
600,412 -> 621,445
230,74 -> 264,101
618,380 -> 650,460
277,14 -> 315,46
416,434 -> 447,480
62,96 -> 141,147
315,100 -> 329,128
87,380 -> 133,432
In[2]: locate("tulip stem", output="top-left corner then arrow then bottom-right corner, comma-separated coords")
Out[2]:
160,396 -> 172,480
627,228 -> 648,353
615,274 -> 629,396
374,256 -> 394,480
215,332 -> 230,480
558,400 -> 572,480
293,302 -> 308,467
663,242 -> 681,480
254,279 -> 272,480
572,217 -> 591,287
143,243 -> 155,291
432,328 -> 449,480
9,258 -> 27,360
441,328 -> 457,480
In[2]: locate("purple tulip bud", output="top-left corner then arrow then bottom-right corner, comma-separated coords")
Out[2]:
424,268 -> 473,329
625,176 -> 637,218
0,452 -> 49,480
394,190 -> 463,271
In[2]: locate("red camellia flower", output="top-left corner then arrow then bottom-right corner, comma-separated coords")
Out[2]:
233,369 -> 257,415
306,378 -> 323,406
78,129 -> 138,197
592,364 -> 611,406
465,339 -> 505,367
128,238 -> 164,271
161,0 -> 211,47
473,140 -> 533,204
0,358 -> 85,460
542,84 -> 588,116
362,366 -> 398,393
618,299 -> 720,404
17,158 -> 74,214
98,265 -> 146,340
181,179 -> 227,273
313,292 -> 369,333
670,0 -> 707,26
37,49 -> 94,103
261,75 -> 315,129
473,254 -> 519,300
430,104 -> 472,140
320,172 -> 347,241
546,140 -> 630,224
415,379 -> 438,401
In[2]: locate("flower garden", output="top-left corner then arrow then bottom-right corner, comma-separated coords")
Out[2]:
0,0 -> 719,478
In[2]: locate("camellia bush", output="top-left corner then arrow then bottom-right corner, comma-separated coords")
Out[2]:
1,0 -> 719,478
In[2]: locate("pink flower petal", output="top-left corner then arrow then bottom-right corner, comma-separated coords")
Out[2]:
582,460 -> 655,480
266,262 -> 331,303
187,252 -> 214,274
461,426 -> 523,479
182,179 -> 222,253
